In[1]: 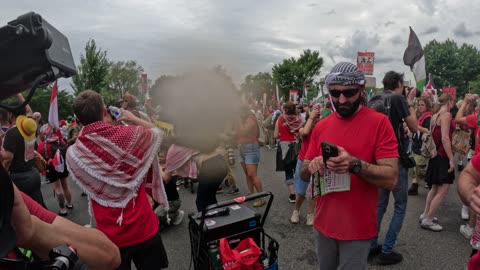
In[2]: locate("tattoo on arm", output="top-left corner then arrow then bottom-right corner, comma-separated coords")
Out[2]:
357,157 -> 398,190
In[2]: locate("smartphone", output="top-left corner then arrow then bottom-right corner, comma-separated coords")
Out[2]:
321,141 -> 339,164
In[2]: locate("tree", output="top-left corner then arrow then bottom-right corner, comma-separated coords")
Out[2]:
272,49 -> 323,99
240,72 -> 274,101
71,39 -> 111,95
107,60 -> 144,103
24,85 -> 74,121
424,39 -> 480,97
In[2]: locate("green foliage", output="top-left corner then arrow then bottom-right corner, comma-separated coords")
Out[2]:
71,39 -> 111,96
240,72 -> 273,101
24,85 -> 74,120
106,60 -> 144,105
272,49 -> 323,99
424,39 -> 480,98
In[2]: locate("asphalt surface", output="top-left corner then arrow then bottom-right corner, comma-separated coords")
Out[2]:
41,147 -> 472,269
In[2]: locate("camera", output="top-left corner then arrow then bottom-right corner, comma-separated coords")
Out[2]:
403,86 -> 422,98
0,12 -> 79,269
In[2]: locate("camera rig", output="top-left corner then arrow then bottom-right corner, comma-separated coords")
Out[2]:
0,11 -> 82,270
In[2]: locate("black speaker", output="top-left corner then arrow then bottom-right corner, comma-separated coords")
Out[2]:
0,12 -> 76,99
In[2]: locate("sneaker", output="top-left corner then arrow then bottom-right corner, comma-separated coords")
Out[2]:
176,179 -> 185,186
81,192 -> 87,197
216,187 -> 224,194
460,224 -> 474,239
462,205 -> 470,220
424,183 -> 429,189
421,220 -> 443,232
306,213 -> 314,226
369,245 -> 382,258
66,203 -> 74,210
58,209 -> 68,217
419,214 -> 438,223
290,210 -> 300,224
226,188 -> 240,195
288,194 -> 296,203
253,198 -> 266,208
377,251 -> 403,265
171,210 -> 185,225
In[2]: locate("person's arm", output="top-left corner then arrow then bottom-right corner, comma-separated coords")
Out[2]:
117,109 -> 155,128
16,93 -> 33,116
458,162 -> 480,206
440,114 -> 455,172
273,118 -> 280,139
12,186 -> 120,270
326,146 -> 399,190
1,150 -> 13,171
403,89 -> 418,133
417,117 -> 431,134
456,94 -> 476,125
161,167 -> 172,184
299,108 -> 319,138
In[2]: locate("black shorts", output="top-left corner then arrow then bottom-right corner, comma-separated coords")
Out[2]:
116,232 -> 168,270
45,164 -> 69,182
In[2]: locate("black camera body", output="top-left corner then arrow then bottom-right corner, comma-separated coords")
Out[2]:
0,12 -> 76,99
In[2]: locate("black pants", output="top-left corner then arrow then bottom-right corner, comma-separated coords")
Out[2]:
116,232 -> 168,270
10,169 -> 46,208
196,154 -> 227,212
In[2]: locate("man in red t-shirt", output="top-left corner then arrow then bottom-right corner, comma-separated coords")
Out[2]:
300,62 -> 399,270
66,90 -> 169,270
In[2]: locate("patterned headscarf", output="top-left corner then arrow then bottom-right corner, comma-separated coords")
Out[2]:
325,62 -> 368,106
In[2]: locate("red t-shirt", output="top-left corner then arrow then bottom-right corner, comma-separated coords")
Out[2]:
304,107 -> 399,240
91,183 -> 159,247
466,113 -> 480,153
298,133 -> 312,161
277,116 -> 296,142
22,192 -> 56,223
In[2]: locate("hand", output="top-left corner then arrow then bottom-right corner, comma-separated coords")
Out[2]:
116,109 -> 137,123
470,186 -> 480,215
308,156 -> 325,175
326,146 -> 352,174
407,87 -> 417,103
309,108 -> 319,119
448,159 -> 455,173
466,94 -> 477,105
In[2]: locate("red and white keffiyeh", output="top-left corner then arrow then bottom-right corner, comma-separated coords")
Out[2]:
66,121 -> 167,209
164,144 -> 199,179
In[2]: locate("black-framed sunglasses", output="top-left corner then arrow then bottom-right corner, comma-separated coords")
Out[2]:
329,88 -> 360,98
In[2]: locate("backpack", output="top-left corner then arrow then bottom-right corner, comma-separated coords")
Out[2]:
368,92 -> 392,118
421,113 -> 441,159
44,139 -> 68,173
254,117 -> 266,146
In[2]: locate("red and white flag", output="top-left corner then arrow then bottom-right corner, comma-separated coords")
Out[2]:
48,81 -> 59,129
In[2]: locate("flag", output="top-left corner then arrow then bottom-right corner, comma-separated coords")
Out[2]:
403,27 -> 426,90
48,81 -> 59,129
303,84 -> 308,100
275,83 -> 280,104
425,73 -> 439,102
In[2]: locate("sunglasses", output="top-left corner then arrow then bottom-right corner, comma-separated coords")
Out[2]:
329,88 -> 360,98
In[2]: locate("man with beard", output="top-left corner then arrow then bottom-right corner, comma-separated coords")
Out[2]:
300,62 -> 399,270
370,71 -> 418,265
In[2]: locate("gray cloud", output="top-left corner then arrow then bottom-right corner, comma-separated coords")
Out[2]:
375,56 -> 396,64
389,35 -> 404,45
338,31 -> 380,60
385,21 -> 395,27
414,0 -> 440,13
308,3 -> 318,7
453,22 -> 478,38
325,9 -> 336,15
421,26 -> 439,35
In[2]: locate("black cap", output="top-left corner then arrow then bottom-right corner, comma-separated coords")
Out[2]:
0,166 -> 16,258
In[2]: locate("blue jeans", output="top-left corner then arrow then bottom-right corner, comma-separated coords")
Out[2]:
371,162 -> 408,254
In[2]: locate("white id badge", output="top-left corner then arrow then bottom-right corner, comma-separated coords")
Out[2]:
24,140 -> 35,162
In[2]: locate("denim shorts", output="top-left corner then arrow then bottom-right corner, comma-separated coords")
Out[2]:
293,159 -> 309,196
239,143 -> 260,164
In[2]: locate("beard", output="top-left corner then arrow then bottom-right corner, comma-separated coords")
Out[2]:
334,97 -> 361,118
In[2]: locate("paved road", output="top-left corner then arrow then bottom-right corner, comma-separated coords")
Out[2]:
41,147 -> 472,269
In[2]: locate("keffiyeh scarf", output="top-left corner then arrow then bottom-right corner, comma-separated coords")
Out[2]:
325,62 -> 368,106
66,121 -> 167,210
280,114 -> 303,134
164,144 -> 199,179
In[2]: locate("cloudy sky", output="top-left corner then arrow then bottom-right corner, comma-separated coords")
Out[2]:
2,0 -> 479,89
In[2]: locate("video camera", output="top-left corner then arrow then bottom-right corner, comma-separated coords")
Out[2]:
0,11 -> 82,270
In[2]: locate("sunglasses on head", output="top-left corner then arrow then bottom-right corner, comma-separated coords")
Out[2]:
329,88 -> 360,98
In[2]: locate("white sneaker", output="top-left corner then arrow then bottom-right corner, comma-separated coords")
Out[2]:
462,205 -> 470,220
290,210 -> 300,224
421,220 -> 443,232
419,214 -> 438,223
306,213 -> 314,226
460,224 -> 473,239
171,210 -> 185,226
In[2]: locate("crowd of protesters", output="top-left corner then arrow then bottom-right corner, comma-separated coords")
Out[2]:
4,62 -> 480,269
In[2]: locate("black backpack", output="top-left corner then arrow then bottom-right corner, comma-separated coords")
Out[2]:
44,139 -> 68,161
367,92 -> 392,119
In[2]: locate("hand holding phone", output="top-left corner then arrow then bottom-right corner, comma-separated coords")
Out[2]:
321,141 -> 339,165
